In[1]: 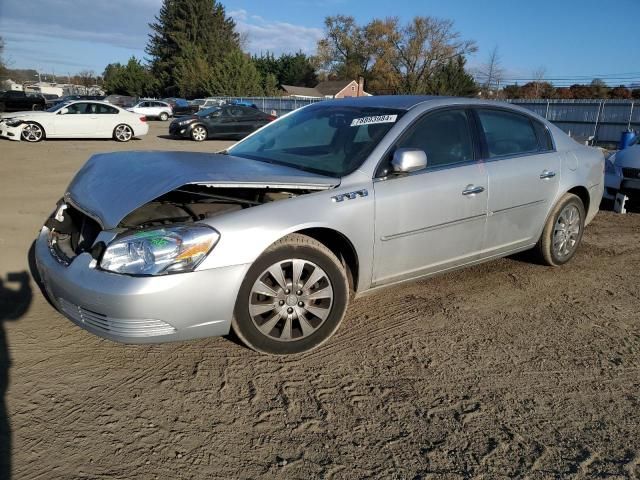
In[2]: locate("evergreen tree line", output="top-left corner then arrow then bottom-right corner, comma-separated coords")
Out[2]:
103,0 -> 318,98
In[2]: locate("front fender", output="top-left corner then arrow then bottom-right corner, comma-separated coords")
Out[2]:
196,183 -> 375,291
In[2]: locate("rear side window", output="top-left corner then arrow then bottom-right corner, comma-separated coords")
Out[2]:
532,121 -> 554,151
396,109 -> 474,169
477,109 -> 539,158
96,104 -> 118,114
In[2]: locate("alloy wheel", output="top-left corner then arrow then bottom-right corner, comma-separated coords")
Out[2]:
21,123 -> 43,142
553,204 -> 581,258
115,124 -> 132,142
248,259 -> 333,342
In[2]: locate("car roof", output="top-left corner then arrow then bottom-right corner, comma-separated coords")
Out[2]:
64,100 -> 120,107
316,95 -> 544,112
316,95 -> 449,110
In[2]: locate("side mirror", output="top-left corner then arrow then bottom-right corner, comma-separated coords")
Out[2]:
391,148 -> 427,173
59,107 -> 69,115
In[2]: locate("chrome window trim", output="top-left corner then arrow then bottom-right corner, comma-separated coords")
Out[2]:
473,106 -> 557,160
373,105 -> 479,180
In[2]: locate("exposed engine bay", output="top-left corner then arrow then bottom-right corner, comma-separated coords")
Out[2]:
45,185 -> 310,265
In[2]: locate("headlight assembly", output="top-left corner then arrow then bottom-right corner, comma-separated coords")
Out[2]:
100,225 -> 220,276
4,118 -> 21,127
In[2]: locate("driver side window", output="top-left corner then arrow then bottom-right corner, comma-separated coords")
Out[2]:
395,109 -> 474,169
65,103 -> 88,114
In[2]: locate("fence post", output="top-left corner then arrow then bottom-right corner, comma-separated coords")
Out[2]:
628,101 -> 635,130
545,100 -> 550,119
593,100 -> 604,141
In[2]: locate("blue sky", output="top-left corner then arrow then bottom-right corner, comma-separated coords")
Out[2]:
1,0 -> 638,85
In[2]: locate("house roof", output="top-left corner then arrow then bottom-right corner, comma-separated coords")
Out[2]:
282,80 -> 365,98
315,80 -> 355,96
280,85 -> 323,97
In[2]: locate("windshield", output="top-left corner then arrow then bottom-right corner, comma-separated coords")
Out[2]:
196,106 -> 221,117
228,104 -> 405,177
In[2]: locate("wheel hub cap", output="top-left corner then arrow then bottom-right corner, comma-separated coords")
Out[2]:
553,204 -> 581,258
248,259 -> 333,342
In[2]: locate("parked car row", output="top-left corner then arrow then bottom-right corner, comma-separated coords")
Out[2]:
0,98 -> 275,142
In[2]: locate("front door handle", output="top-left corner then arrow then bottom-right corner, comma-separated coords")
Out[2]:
540,170 -> 556,179
462,185 -> 485,196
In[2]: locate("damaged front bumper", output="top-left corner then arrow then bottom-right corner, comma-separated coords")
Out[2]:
0,120 -> 24,141
34,226 -> 250,344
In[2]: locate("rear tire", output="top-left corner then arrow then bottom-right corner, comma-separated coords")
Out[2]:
232,234 -> 349,355
159,112 -> 169,121
190,125 -> 207,142
536,193 -> 585,266
113,124 -> 133,142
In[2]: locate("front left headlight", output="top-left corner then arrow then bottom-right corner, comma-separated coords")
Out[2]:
100,225 -> 220,276
4,118 -> 21,127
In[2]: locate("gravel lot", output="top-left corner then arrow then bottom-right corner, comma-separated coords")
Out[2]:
1,122 -> 639,479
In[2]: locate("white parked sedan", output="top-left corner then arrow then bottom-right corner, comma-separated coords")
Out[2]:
0,101 -> 149,142
127,100 -> 173,121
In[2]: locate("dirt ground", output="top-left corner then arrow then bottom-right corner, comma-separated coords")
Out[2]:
0,122 -> 639,479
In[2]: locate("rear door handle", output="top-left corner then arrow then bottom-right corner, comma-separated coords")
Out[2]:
540,170 -> 556,179
462,185 -> 485,196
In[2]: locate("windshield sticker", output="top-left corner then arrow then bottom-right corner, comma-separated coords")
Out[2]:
350,114 -> 397,127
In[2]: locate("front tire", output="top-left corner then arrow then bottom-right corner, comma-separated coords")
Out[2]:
21,122 -> 45,142
536,193 -> 585,266
232,234 -> 349,355
113,124 -> 133,142
159,112 -> 169,121
190,125 -> 207,142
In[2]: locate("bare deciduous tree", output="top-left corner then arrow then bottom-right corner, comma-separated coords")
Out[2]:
477,46 -> 504,96
532,66 -> 546,97
379,16 -> 477,94
315,15 -> 378,81
77,70 -> 95,88
316,15 -> 477,94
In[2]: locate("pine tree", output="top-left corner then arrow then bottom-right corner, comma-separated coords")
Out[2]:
426,56 -> 478,97
146,0 -> 239,95
211,50 -> 264,96
103,57 -> 157,97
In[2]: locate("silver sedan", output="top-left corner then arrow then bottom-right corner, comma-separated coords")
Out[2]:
35,96 -> 604,355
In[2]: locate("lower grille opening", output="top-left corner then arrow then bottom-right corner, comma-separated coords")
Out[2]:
58,298 -> 176,337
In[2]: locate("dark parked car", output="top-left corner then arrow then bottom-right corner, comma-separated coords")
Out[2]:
0,91 -> 46,112
161,98 -> 199,116
169,105 -> 276,141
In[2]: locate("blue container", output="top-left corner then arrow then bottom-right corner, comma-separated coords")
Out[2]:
619,130 -> 637,150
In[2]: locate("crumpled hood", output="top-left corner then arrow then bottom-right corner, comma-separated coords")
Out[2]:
65,151 -> 339,229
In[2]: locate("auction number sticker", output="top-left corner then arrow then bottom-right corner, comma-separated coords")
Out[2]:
350,114 -> 397,127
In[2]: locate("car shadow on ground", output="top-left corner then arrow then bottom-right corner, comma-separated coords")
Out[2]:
0,270 -> 32,480
156,135 -> 185,140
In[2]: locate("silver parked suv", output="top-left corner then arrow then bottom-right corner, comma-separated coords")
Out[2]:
35,96 -> 604,354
